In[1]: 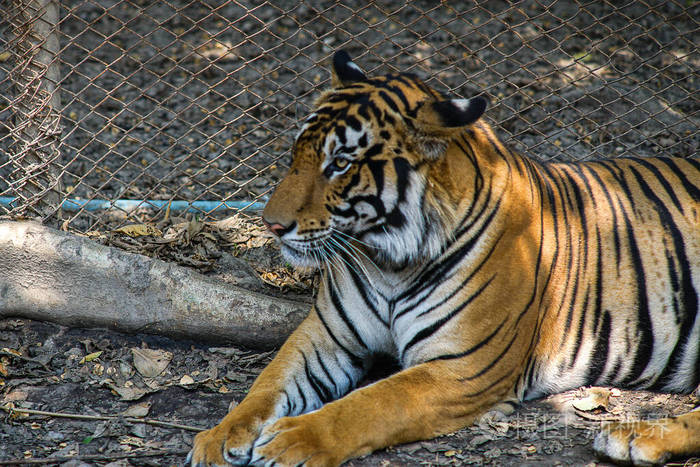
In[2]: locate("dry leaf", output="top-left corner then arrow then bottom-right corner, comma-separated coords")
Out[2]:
3,389 -> 28,402
122,401 -> 151,418
179,374 -> 195,385
572,387 -> 611,412
80,351 -> 103,364
131,348 -> 172,378
186,219 -> 205,242
107,383 -> 149,401
114,224 -> 162,238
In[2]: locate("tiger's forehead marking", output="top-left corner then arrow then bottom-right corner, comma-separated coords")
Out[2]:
322,122 -> 372,161
291,73 -> 439,165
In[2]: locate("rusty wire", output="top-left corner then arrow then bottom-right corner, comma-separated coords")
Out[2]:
0,0 -> 697,232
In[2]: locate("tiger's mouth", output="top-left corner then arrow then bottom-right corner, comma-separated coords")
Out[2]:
279,241 -> 323,269
278,230 -> 377,271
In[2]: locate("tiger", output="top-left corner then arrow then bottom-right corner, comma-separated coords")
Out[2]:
188,50 -> 700,467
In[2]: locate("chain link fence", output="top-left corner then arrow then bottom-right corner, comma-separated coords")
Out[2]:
1,0 -> 698,233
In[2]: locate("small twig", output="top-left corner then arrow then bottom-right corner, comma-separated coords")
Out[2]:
1,405 -> 204,432
0,449 -> 191,465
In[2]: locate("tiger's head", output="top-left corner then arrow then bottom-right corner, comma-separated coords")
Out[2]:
263,51 -> 487,269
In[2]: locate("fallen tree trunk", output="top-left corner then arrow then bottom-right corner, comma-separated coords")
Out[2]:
0,221 -> 309,349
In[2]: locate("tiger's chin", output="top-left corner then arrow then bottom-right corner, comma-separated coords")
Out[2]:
279,244 -> 323,270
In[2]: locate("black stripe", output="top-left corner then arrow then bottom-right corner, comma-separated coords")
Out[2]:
283,389 -> 295,415
628,167 -> 698,389
313,345 -> 340,397
401,275 -> 495,359
560,167 -> 590,264
586,228 -> 608,384
333,352 -> 357,389
524,357 -> 538,392
364,143 -> 384,159
583,163 -> 621,268
342,255 -> 388,327
662,242 -> 682,325
313,302 -> 364,370
569,285 -> 590,369
344,194 -> 386,220
429,317 -> 507,362
458,329 -> 518,381
618,202 -> 653,387
302,352 -> 333,404
395,188 -> 499,312
378,90 -> 400,114
598,161 -> 638,214
413,230 -> 505,320
293,378 -> 307,414
655,157 -> 700,201
587,310 -> 611,385
339,169 -> 362,198
558,229 -> 580,350
393,157 -> 411,203
345,115 -> 362,132
335,125 -> 347,144
368,160 -> 386,195
384,84 -> 411,112
327,280 -> 370,350
463,369 -> 512,399
454,138 -> 484,225
634,158 -> 685,214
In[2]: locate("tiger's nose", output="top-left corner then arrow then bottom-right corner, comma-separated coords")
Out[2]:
263,219 -> 292,237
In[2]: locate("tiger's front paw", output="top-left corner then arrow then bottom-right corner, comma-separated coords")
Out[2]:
251,415 -> 342,467
593,420 -> 671,466
187,423 -> 259,467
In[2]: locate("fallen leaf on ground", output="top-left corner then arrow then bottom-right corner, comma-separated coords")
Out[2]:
572,387 -> 611,412
179,374 -> 195,385
80,351 -> 103,364
114,224 -> 162,237
122,401 -> 151,418
104,381 -> 150,401
131,348 -> 172,378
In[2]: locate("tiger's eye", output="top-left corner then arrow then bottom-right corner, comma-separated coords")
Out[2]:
335,158 -> 349,168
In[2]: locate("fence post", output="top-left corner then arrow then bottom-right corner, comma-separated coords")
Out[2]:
7,0 -> 62,219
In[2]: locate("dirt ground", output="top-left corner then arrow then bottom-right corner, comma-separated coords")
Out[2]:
1,316 -> 699,467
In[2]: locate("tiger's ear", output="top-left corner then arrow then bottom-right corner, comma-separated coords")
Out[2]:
415,97 -> 487,130
331,50 -> 367,88
409,97 -> 487,158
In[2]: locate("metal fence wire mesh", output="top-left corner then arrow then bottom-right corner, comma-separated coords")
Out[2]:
0,0 -> 698,232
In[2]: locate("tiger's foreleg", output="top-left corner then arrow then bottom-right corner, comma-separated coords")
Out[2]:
594,406 -> 700,466
186,310 -> 370,467
251,358 -> 515,467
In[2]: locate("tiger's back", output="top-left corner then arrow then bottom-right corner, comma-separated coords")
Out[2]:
189,51 -> 700,467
